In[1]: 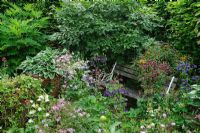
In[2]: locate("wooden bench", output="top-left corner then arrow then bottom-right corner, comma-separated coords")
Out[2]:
113,63 -> 140,99
113,63 -> 178,99
114,64 -> 138,80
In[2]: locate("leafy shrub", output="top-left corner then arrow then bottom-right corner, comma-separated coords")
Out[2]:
0,75 -> 44,130
0,4 -> 48,73
18,48 -> 87,96
133,45 -> 181,95
188,84 -> 200,107
51,0 -> 162,63
18,48 -> 87,80
166,0 -> 200,64
18,48 -> 65,80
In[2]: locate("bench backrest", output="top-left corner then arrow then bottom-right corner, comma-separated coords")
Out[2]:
114,64 -> 138,80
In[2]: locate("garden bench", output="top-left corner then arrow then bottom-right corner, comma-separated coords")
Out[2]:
113,63 -> 178,100
114,64 -> 138,81
113,63 -> 140,100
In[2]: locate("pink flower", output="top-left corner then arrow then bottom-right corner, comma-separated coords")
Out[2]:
56,116 -> 61,122
60,129 -> 67,133
195,114 -> 200,120
38,129 -> 44,133
2,57 -> 7,62
52,105 -> 60,111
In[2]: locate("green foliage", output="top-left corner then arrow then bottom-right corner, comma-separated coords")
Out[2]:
188,84 -> 200,107
125,92 -> 200,132
18,48 -> 87,80
166,0 -> 200,64
51,0 -> 162,63
18,48 -> 65,79
0,75 -> 44,130
0,4 -> 48,73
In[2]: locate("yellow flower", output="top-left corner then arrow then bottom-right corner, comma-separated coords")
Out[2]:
139,59 -> 146,64
180,56 -> 187,61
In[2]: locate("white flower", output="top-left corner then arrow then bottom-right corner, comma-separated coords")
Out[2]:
98,129 -> 102,133
147,125 -> 151,129
150,113 -> 155,117
42,119 -> 46,123
38,107 -> 42,111
37,98 -> 41,102
140,125 -> 145,129
44,94 -> 49,102
29,110 -> 36,115
162,113 -> 167,118
44,124 -> 48,127
150,123 -> 155,127
171,122 -> 176,126
38,95 -> 44,101
45,113 -> 50,117
140,131 -> 146,133
160,124 -> 165,128
35,125 -> 39,129
32,104 -> 36,108
28,119 -> 34,123
30,100 -> 33,103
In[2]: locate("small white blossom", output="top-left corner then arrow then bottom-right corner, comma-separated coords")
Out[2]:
44,124 -> 48,127
30,100 -> 33,103
171,122 -> 176,126
38,95 -> 44,101
28,119 -> 34,123
32,104 -> 36,108
29,110 -> 36,115
37,98 -> 41,102
147,125 -> 151,129
140,125 -> 145,129
162,113 -> 167,118
44,94 -> 49,102
45,113 -> 50,117
38,107 -> 42,111
150,123 -> 155,127
160,124 -> 165,128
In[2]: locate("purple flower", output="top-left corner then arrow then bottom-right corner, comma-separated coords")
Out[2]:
192,76 -> 199,81
118,88 -> 129,95
104,90 -> 113,97
193,65 -> 198,69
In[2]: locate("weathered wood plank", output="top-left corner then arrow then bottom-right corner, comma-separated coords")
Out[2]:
122,88 -> 140,99
114,69 -> 137,80
115,65 -> 137,75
